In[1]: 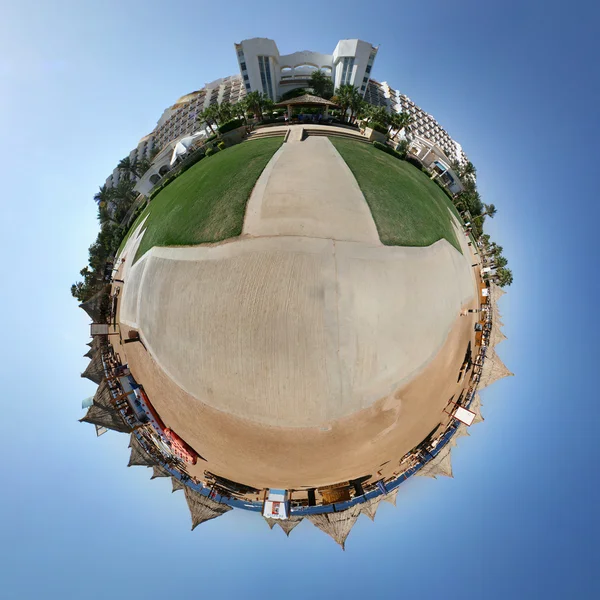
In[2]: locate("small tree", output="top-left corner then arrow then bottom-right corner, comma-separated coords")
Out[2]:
309,69 -> 333,99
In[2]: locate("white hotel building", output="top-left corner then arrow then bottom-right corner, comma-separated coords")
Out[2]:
107,37 -> 467,191
234,38 -> 378,100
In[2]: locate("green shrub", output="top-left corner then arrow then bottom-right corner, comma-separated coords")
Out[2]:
218,118 -> 244,134
395,139 -> 409,159
205,147 -> 215,157
217,141 -> 226,151
370,122 -> 388,135
405,155 -> 424,170
205,134 -> 218,143
373,141 -> 402,160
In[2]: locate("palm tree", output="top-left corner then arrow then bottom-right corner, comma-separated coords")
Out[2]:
215,101 -> 234,125
245,91 -> 266,122
232,100 -> 249,125
360,104 -> 390,130
309,69 -> 333,98
461,161 -> 476,179
493,255 -> 508,269
335,84 -> 357,123
495,267 -> 513,288
474,203 -> 497,222
197,107 -> 217,134
137,157 -> 151,177
348,93 -> 364,124
117,156 -> 142,180
94,184 -> 112,207
389,111 -> 412,140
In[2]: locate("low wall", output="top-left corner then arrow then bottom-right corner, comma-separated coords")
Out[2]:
363,127 -> 388,143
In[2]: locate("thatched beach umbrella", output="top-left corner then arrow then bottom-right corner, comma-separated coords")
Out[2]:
416,445 -> 453,479
81,351 -> 104,385
183,487 -> 232,531
79,286 -> 110,323
127,434 -> 156,468
277,516 -> 304,536
308,505 -> 361,550
171,477 -> 185,493
382,488 -> 399,507
360,495 -> 383,521
150,464 -> 171,479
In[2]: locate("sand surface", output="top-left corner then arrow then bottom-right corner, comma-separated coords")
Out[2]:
115,136 -> 479,488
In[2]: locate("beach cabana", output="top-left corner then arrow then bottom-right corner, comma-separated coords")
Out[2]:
274,93 -> 338,120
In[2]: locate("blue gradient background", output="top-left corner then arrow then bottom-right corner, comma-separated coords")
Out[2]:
0,1 -> 597,598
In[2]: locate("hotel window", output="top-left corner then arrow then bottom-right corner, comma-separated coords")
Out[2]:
243,74 -> 249,81
240,62 -> 247,71
365,65 -> 372,74
340,57 -> 355,85
258,56 -> 274,99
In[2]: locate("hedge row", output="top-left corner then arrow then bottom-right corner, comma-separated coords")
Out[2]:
218,118 -> 244,134
370,122 -> 388,135
372,141 -> 403,160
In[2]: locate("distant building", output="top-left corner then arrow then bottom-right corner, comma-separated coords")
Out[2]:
234,37 -> 378,100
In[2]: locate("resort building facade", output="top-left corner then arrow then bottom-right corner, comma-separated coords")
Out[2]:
105,36 -> 467,191
234,37 -> 378,100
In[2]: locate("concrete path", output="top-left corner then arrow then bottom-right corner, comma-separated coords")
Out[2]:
243,137 -> 381,244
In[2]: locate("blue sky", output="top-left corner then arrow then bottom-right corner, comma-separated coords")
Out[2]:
0,0 -> 598,598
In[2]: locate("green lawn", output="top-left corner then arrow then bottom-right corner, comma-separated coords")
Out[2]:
116,201 -> 150,258
330,138 -> 462,252
129,137 -> 283,261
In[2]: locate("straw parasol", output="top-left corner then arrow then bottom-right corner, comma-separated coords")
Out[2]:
274,93 -> 338,109
308,505 -> 361,550
171,477 -> 185,493
360,495 -> 383,521
80,403 -> 131,434
277,516 -> 304,536
81,351 -> 105,384
79,286 -> 110,323
127,434 -> 156,468
479,348 -> 514,389
150,464 -> 171,479
449,423 -> 470,447
382,488 -> 399,507
470,392 -> 484,424
263,517 -> 278,530
416,445 -> 453,479
183,487 -> 232,531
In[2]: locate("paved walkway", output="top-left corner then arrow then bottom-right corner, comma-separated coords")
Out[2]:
243,137 -> 381,244
118,137 -> 476,428
119,235 -> 473,428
